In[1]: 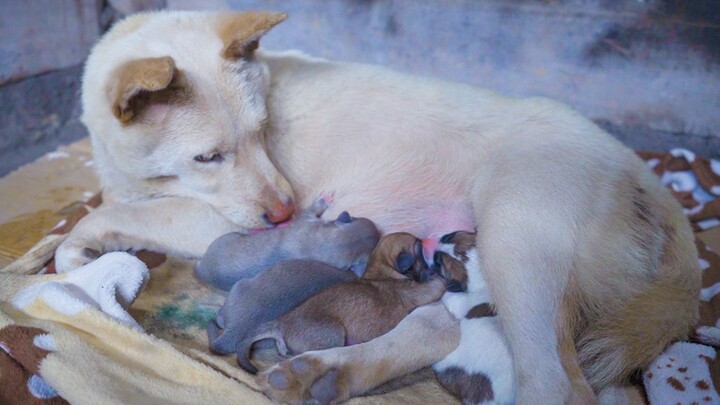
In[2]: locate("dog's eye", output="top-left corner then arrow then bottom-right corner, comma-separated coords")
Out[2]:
194,153 -> 223,163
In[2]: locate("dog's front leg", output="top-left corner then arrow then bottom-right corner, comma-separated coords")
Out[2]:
55,197 -> 240,272
257,302 -> 460,405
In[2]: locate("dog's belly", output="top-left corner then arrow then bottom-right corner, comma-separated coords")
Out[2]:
320,195 -> 474,238
278,139 -> 479,237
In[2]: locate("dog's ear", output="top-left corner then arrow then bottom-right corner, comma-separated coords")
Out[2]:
218,12 -> 288,60
110,56 -> 179,124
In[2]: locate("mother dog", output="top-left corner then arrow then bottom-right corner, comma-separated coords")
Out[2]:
55,11 -> 700,404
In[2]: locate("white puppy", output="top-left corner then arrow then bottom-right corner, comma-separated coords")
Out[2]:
428,231 -> 515,405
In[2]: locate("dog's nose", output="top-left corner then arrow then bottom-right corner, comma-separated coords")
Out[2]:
264,199 -> 295,224
421,235 -> 441,266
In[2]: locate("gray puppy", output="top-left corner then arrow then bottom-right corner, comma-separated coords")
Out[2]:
195,199 -> 380,290
207,259 -> 357,356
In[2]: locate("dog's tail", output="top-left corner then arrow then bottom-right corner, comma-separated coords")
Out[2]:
576,278 -> 699,390
236,320 -> 288,374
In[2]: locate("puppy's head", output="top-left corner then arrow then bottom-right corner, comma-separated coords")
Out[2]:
363,232 -> 433,281
422,231 -> 476,292
82,11 -> 294,229
322,212 -> 381,275
284,210 -> 381,277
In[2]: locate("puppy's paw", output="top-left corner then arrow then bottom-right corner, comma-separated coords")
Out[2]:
317,191 -> 335,207
305,192 -> 335,218
55,237 -> 104,273
258,354 -> 351,405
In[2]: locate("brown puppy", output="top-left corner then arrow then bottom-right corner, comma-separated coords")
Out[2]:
236,232 -> 445,374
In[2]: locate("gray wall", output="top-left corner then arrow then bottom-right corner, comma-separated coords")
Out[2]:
1,0 -> 718,176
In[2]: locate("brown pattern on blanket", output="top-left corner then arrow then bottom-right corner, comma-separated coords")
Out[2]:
637,150 -> 720,402
0,325 -> 68,404
41,194 -> 167,274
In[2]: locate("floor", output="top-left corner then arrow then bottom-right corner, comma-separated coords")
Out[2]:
0,139 -> 98,267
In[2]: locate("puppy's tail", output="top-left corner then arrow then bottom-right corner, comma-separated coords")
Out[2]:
236,320 -> 288,374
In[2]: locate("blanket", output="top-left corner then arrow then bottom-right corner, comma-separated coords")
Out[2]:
0,148 -> 719,404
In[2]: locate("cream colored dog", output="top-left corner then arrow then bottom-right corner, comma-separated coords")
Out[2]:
55,10 -> 701,404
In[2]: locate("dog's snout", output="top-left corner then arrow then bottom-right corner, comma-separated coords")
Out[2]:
264,198 -> 295,224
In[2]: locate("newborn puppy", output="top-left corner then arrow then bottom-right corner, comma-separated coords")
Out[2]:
207,259 -> 359,356
195,198 -> 380,290
422,231 -> 474,292
237,232 -> 446,374
426,231 -> 516,405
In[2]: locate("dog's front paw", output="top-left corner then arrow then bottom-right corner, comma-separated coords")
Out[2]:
54,237 -> 104,273
257,354 -> 350,405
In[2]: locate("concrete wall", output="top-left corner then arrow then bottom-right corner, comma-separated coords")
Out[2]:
1,0 -> 718,176
170,0 -> 720,140
0,0 -> 99,85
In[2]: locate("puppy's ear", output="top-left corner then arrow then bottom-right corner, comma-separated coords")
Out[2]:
218,12 -> 288,60
395,252 -> 415,273
110,56 -> 179,124
348,259 -> 368,278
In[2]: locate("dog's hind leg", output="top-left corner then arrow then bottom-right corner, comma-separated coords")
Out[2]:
257,302 -> 460,404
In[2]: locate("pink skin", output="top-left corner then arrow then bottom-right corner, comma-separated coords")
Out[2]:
318,191 -> 335,206
421,233 -> 442,265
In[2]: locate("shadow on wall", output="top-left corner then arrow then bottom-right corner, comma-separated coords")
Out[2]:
586,0 -> 720,69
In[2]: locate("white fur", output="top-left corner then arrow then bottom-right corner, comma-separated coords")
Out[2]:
435,248 -> 515,404
14,252 -> 149,329
434,316 -> 515,405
